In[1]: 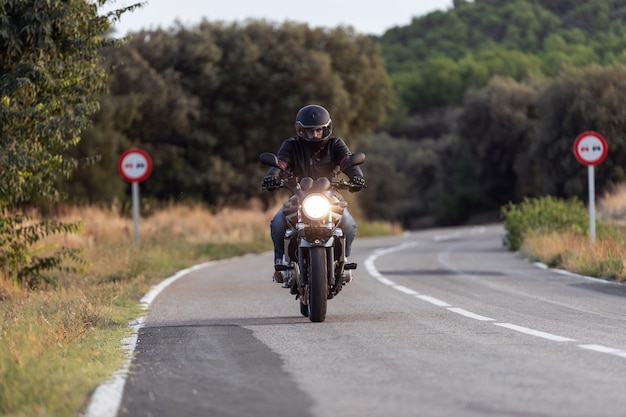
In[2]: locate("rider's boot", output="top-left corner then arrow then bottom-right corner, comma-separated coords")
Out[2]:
342,257 -> 353,283
273,258 -> 284,283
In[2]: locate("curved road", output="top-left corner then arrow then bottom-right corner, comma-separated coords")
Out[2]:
115,224 -> 626,417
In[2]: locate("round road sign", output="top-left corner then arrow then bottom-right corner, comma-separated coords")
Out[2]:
118,148 -> 152,182
573,131 -> 607,166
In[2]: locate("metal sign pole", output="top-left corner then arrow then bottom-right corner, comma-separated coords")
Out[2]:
132,181 -> 139,243
588,165 -> 596,243
573,131 -> 606,244
118,148 -> 152,244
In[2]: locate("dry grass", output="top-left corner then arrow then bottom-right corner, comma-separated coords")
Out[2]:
598,182 -> 626,225
45,199 -> 276,247
518,182 -> 626,281
521,230 -> 626,280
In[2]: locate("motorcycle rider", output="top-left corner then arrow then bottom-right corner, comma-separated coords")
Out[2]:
262,104 -> 366,284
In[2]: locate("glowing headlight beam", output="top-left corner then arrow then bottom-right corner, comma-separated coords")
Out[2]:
302,194 -> 331,220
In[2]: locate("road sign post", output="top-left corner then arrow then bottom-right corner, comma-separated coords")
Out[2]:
573,131 -> 607,243
118,149 -> 153,243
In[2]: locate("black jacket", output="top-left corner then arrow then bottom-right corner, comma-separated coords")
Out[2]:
266,136 -> 364,180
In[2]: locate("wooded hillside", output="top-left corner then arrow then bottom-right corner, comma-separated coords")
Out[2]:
371,0 -> 626,226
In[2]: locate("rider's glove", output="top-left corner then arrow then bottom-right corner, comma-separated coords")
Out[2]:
348,175 -> 366,192
262,175 -> 281,191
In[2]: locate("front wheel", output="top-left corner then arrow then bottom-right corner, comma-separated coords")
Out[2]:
308,247 -> 328,322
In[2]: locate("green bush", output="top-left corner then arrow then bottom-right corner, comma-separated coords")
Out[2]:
501,196 -> 589,251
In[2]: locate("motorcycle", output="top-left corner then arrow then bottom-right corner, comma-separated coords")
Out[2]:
260,152 -> 366,322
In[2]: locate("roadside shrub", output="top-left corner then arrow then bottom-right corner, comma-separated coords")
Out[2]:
501,196 -> 589,251
0,213 -> 86,288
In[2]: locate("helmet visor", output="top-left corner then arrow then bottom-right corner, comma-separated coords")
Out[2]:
296,121 -> 332,141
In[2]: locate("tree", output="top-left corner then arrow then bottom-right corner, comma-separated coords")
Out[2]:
71,21 -> 394,208
457,77 -> 541,208
531,64 -> 626,198
379,0 -> 626,115
0,0 -> 141,286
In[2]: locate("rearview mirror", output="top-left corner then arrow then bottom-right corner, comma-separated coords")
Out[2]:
343,152 -> 366,171
259,152 -> 282,170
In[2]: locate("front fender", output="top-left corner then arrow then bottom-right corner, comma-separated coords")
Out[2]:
299,236 -> 335,248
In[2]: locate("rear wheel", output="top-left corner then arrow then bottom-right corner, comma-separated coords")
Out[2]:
308,247 -> 328,322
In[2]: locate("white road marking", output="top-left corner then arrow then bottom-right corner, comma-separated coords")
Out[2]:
377,277 -> 396,286
393,285 -> 419,295
494,323 -> 575,342
579,344 -> 626,358
433,232 -> 461,242
365,232 -> 626,360
448,307 -> 495,321
416,295 -> 452,307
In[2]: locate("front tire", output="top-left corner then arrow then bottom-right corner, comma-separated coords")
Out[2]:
308,247 -> 328,322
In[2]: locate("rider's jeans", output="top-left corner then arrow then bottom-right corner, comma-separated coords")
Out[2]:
270,207 -> 357,260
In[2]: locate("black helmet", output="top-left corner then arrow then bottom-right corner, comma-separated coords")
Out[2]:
295,104 -> 333,143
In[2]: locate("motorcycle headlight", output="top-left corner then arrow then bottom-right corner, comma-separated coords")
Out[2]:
302,194 -> 331,220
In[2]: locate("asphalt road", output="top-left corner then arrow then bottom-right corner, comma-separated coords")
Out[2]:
116,224 -> 626,417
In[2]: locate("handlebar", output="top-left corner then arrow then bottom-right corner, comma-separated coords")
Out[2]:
262,178 -> 365,192
260,152 -> 366,193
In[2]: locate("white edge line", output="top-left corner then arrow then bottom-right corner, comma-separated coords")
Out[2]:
415,294 -> 452,307
377,277 -> 396,286
533,261 -> 622,285
579,344 -> 622,354
579,344 -> 626,358
494,323 -> 575,342
447,307 -> 495,321
433,232 -> 461,242
393,285 -> 419,295
84,261 -> 216,417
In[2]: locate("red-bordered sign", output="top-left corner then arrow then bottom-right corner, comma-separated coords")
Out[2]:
573,131 -> 607,166
118,148 -> 152,182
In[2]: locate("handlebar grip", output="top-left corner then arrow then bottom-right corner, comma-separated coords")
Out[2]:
263,186 -> 281,192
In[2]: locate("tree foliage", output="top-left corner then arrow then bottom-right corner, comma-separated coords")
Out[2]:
531,65 -> 626,196
378,63 -> 626,227
379,0 -> 626,112
0,0 -> 139,285
67,21 -> 393,207
48,0 -> 626,230
1,0 -> 107,206
457,77 -> 542,207
352,0 -> 626,227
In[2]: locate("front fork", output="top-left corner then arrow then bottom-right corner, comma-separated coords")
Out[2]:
285,230 -> 346,295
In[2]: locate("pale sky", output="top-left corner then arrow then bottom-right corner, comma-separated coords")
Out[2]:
106,0 -> 455,37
